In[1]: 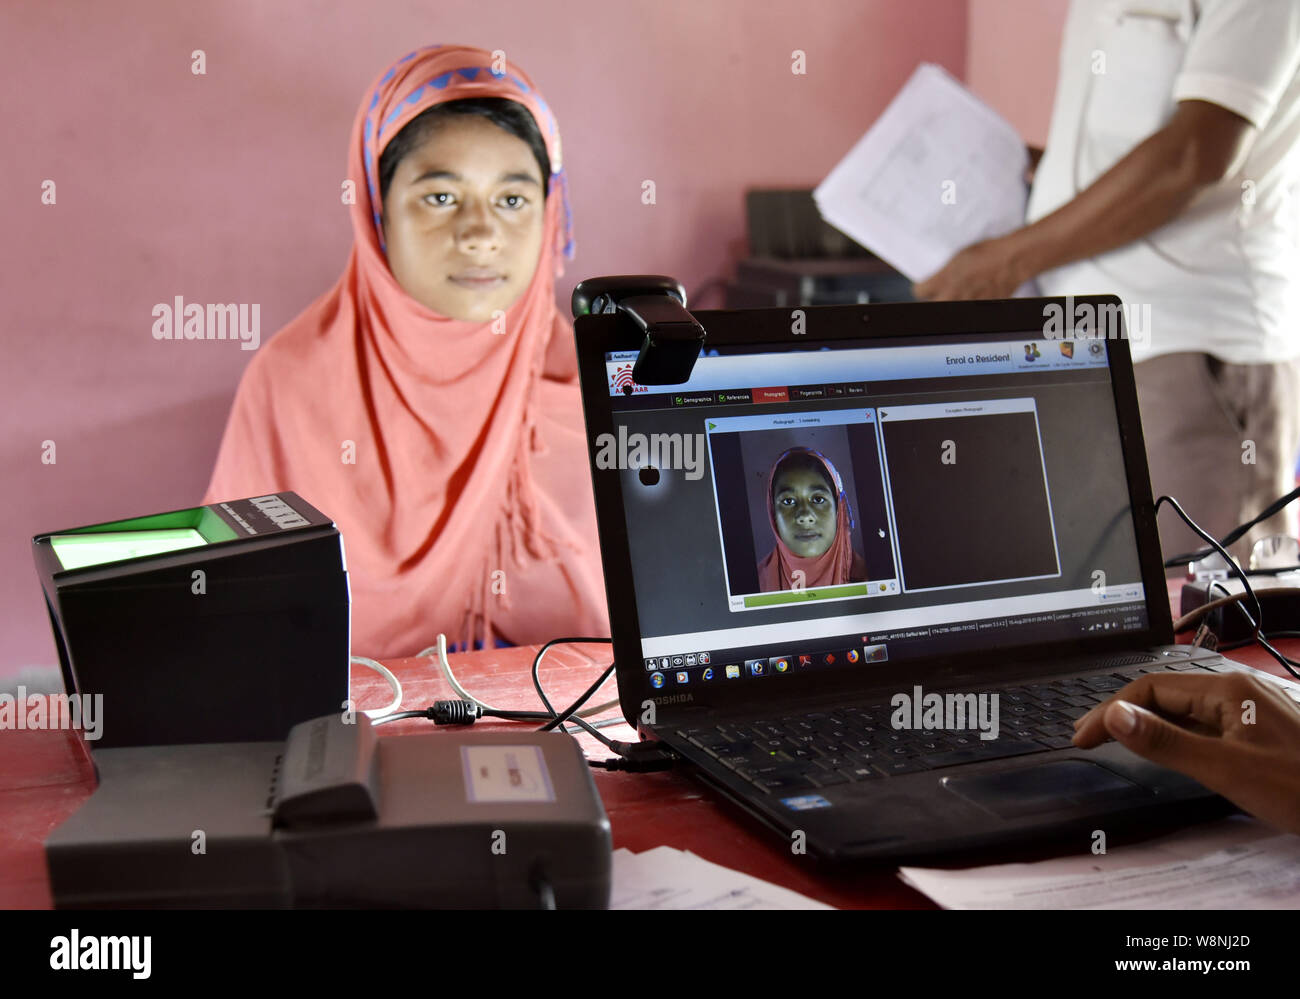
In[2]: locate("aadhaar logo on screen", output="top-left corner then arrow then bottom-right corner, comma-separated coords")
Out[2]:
609,364 -> 648,394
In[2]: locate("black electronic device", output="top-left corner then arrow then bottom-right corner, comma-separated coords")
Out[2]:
725,257 -> 914,308
44,714 -> 612,908
1180,573 -> 1300,643
32,492 -> 349,750
743,189 -> 872,259
570,288 -> 1300,861
572,275 -> 706,385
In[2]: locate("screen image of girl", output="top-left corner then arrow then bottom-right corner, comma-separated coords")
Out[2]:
756,447 -> 868,593
202,45 -> 608,658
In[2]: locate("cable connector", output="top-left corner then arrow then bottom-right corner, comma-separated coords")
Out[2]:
590,741 -> 681,772
1192,621 -> 1219,651
429,700 -> 483,724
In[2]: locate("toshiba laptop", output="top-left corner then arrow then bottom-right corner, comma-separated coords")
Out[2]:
574,293 -> 1296,862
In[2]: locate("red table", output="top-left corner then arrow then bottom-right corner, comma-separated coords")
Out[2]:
4,584 -> 1296,909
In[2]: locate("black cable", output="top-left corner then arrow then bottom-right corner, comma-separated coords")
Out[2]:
531,637 -> 612,718
1159,494 -> 1263,622
539,661 -> 616,733
527,637 -> 631,750
1205,578 -> 1300,677
371,703 -> 481,726
531,650 -> 677,767
588,742 -> 681,771
1164,485 -> 1300,567
1173,587 -> 1300,632
1157,494 -> 1300,680
372,637 -> 619,736
536,663 -> 679,767
1217,630 -> 1300,652
525,643 -> 676,767
377,637 -> 676,770
371,700 -> 631,736
562,711 -> 622,752
482,708 -> 553,721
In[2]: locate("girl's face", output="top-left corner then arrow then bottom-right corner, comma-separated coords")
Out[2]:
773,464 -> 836,557
381,115 -> 546,321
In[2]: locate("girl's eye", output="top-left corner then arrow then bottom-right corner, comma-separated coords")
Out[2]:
499,194 -> 528,209
423,192 -> 456,207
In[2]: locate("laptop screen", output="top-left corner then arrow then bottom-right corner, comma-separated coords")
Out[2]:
600,329 -> 1150,688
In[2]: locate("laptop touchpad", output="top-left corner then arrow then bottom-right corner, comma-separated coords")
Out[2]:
942,760 -> 1151,819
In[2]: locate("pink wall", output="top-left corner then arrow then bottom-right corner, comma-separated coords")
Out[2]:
965,0 -> 1070,146
0,0 -> 974,676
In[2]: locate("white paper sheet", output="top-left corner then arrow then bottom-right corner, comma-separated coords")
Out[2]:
899,815 -> 1300,909
814,63 -> 1029,283
610,846 -> 832,909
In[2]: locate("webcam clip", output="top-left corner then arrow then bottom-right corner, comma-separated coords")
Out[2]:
572,275 -> 706,385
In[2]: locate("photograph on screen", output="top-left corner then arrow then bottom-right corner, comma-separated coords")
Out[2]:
878,398 -> 1061,592
706,410 -> 899,611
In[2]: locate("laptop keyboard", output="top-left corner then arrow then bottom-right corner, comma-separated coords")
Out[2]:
674,663 -> 1223,794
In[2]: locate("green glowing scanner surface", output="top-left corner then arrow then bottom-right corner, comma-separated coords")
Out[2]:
50,529 -> 207,570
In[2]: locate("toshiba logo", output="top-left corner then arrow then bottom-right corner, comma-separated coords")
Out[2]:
654,694 -> 694,705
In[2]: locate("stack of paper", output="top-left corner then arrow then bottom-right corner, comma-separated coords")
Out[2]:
610,846 -> 832,909
814,63 -> 1029,283
899,815 -> 1300,909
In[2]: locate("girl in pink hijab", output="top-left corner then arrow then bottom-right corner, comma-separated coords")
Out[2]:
757,448 -> 867,592
203,45 -> 608,657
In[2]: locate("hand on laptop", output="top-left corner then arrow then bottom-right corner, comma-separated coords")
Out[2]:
1071,672 -> 1300,835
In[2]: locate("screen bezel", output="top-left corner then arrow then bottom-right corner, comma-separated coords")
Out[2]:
575,296 -> 1173,727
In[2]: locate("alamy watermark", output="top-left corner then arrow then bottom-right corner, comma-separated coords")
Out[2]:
890,684 -> 1000,740
50,931 -> 150,979
0,687 -> 103,740
1042,295 -> 1150,349
593,427 -> 705,480
152,296 -> 260,350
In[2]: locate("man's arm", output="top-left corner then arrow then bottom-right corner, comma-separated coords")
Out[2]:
914,100 -> 1255,300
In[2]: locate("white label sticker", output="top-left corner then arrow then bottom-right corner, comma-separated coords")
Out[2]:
461,745 -> 555,803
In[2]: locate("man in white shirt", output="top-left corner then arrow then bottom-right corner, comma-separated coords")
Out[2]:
915,0 -> 1300,565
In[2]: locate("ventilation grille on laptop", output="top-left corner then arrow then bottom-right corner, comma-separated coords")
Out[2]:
1097,653 -> 1160,669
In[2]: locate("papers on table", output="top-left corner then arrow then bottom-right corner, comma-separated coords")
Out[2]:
814,63 -> 1029,284
611,846 -> 832,909
899,815 -> 1300,909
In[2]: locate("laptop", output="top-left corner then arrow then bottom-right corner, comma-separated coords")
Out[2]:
573,293 -> 1300,862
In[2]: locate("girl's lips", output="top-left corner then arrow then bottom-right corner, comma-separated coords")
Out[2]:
795,532 -> 821,541
449,273 -> 506,288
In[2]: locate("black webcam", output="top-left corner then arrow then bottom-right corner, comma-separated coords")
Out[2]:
572,275 -> 706,385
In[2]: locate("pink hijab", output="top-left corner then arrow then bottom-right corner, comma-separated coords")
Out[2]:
202,45 -> 608,657
756,448 -> 865,592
